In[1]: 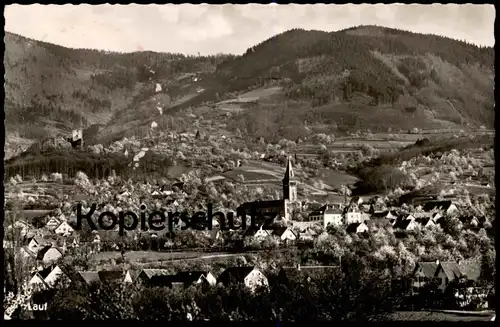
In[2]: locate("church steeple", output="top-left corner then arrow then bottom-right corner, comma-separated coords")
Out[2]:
283,156 -> 295,183
283,156 -> 298,202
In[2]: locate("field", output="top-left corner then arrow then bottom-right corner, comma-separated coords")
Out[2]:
382,310 -> 495,322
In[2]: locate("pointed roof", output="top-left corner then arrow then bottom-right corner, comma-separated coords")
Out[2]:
283,157 -> 296,182
414,262 -> 440,278
78,271 -> 100,285
218,266 -> 256,285
98,270 -> 124,283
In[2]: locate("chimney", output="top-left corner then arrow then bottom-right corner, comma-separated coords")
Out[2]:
435,260 -> 440,265
297,263 -> 301,271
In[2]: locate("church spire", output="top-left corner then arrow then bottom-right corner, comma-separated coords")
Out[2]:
283,156 -> 295,182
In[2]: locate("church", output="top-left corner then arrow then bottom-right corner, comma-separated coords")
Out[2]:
237,157 -> 300,222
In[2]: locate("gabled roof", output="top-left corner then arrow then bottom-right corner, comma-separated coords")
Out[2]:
36,266 -> 54,279
174,271 -> 212,286
300,227 -> 319,237
124,270 -> 141,282
423,200 -> 453,212
79,271 -> 100,285
272,227 -> 295,237
415,217 -> 434,227
30,235 -> 46,246
243,226 -> 271,237
98,270 -> 124,283
346,222 -> 365,233
36,245 -> 56,260
455,261 -> 481,281
29,274 -> 49,289
218,266 -> 256,284
414,262 -> 439,278
292,221 -> 321,232
438,261 -> 481,281
243,226 -> 260,237
393,219 -> 414,230
140,269 -> 171,279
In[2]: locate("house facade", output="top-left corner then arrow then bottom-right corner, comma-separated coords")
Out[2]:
413,260 -> 482,292
344,204 -> 362,225
46,218 -> 61,230
28,274 -> 48,291
55,221 -> 74,236
44,266 -> 70,289
243,268 -> 269,292
308,204 -> 344,228
39,247 -> 63,264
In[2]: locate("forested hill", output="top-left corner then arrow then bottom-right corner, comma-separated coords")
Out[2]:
4,26 -> 495,154
206,26 -> 494,127
4,31 -> 234,145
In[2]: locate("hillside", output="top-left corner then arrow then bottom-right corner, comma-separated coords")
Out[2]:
215,26 -> 494,141
4,26 -> 495,153
3,31 -> 234,156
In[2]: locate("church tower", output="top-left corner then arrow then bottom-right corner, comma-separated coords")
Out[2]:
283,157 -> 298,202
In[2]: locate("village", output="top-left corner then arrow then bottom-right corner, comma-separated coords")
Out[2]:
4,145 -> 496,318
3,7 -> 496,319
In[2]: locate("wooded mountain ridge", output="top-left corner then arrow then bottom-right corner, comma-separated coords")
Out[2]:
4,25 -> 494,152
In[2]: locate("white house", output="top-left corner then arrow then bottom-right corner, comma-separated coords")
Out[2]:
55,221 -> 74,236
346,222 -> 369,234
124,270 -> 141,284
45,217 -> 61,230
202,272 -> 217,286
272,227 -> 297,243
423,200 -> 459,216
28,273 -> 48,291
394,219 -> 418,231
218,267 -> 269,292
175,271 -> 218,287
27,236 -> 48,253
38,247 -> 63,264
280,228 -> 298,242
44,266 -> 71,289
244,226 -> 271,239
323,207 -> 344,228
308,204 -> 344,228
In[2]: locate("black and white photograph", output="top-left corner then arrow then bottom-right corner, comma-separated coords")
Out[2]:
3,3 -> 496,321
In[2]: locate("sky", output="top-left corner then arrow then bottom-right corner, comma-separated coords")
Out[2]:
4,4 -> 496,55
